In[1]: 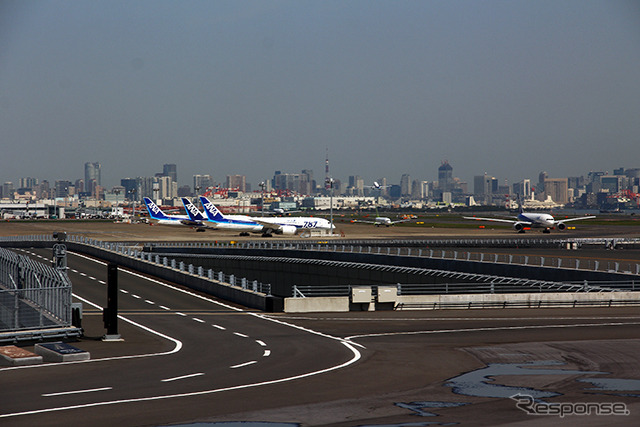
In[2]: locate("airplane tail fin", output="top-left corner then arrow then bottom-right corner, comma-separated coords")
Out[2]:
181,198 -> 206,221
143,197 -> 170,220
199,196 -> 226,222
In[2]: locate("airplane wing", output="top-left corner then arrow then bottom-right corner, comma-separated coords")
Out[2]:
463,216 -> 529,225
253,219 -> 288,233
389,218 -> 412,225
555,216 -> 596,223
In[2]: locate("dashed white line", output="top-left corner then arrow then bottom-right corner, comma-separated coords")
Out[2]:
88,276 -> 96,281
175,312 -> 187,317
131,294 -> 141,299
192,318 -> 205,323
255,340 -> 267,347
263,350 -> 271,357
144,300 -> 155,305
120,289 -> 129,294
161,373 -> 204,382
43,387 -> 113,397
159,306 -> 171,311
212,324 -> 226,330
230,361 -> 257,369
233,332 -> 249,338
98,280 -> 106,285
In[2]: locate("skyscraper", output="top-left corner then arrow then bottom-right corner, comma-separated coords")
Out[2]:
163,164 -> 177,183
84,162 -> 101,195
438,161 -> 453,192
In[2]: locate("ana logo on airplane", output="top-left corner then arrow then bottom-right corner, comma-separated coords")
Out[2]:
149,204 -> 161,215
203,202 -> 220,215
186,204 -> 200,216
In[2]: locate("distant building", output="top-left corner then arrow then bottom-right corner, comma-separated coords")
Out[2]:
84,162 -> 101,193
438,161 -> 453,192
544,178 -> 568,204
400,174 -> 411,197
163,164 -> 177,183
193,174 -> 214,194
512,179 -> 531,199
226,175 -> 246,192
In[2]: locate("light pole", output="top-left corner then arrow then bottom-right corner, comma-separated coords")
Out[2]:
114,188 -> 121,218
128,188 -> 136,219
326,177 -> 334,235
259,181 -> 266,216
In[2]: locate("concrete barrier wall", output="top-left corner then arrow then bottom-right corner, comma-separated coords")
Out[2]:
284,297 -> 350,313
397,291 -> 640,308
284,291 -> 640,312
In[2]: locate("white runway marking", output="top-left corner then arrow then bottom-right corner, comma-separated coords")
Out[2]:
212,324 -> 226,330
161,373 -> 204,382
263,350 -> 271,357
256,340 -> 267,347
346,321 -> 640,340
192,318 -> 205,323
43,387 -> 112,397
230,361 -> 257,369
0,251 -> 361,420
233,332 -> 249,338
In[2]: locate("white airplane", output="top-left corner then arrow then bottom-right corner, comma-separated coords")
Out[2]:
352,215 -> 412,227
463,206 -> 595,233
197,196 -> 334,237
143,198 -> 207,230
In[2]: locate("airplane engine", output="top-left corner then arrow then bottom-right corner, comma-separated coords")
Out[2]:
557,222 -> 566,231
513,222 -> 525,232
275,225 -> 297,235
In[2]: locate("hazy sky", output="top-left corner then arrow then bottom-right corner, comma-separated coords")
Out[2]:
1,0 -> 639,189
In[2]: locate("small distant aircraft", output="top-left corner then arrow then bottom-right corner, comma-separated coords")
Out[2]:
143,197 -> 206,231
269,207 -> 301,215
463,205 -> 595,233
352,215 -> 412,227
366,181 -> 389,190
351,216 -> 411,227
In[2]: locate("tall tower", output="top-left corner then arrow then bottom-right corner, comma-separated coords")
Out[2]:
84,162 -> 101,193
438,160 -> 453,192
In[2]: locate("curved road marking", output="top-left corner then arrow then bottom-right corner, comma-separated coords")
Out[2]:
0,341 -> 361,419
0,251 -> 363,419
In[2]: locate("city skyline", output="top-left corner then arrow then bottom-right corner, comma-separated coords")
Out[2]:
2,1 -> 639,189
3,159 -> 638,196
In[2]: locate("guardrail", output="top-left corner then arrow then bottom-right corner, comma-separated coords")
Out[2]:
291,278 -> 632,298
0,247 -> 81,342
143,238 -> 640,277
0,235 -> 275,311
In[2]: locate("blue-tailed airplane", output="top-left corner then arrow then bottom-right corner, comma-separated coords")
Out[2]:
143,197 -> 207,231
463,205 -> 595,233
197,196 -> 334,237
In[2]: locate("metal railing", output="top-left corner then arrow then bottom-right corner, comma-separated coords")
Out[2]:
291,278 -> 629,298
139,238 -> 640,276
0,247 -> 75,338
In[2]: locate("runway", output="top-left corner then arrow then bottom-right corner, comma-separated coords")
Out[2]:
2,248 -> 640,425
